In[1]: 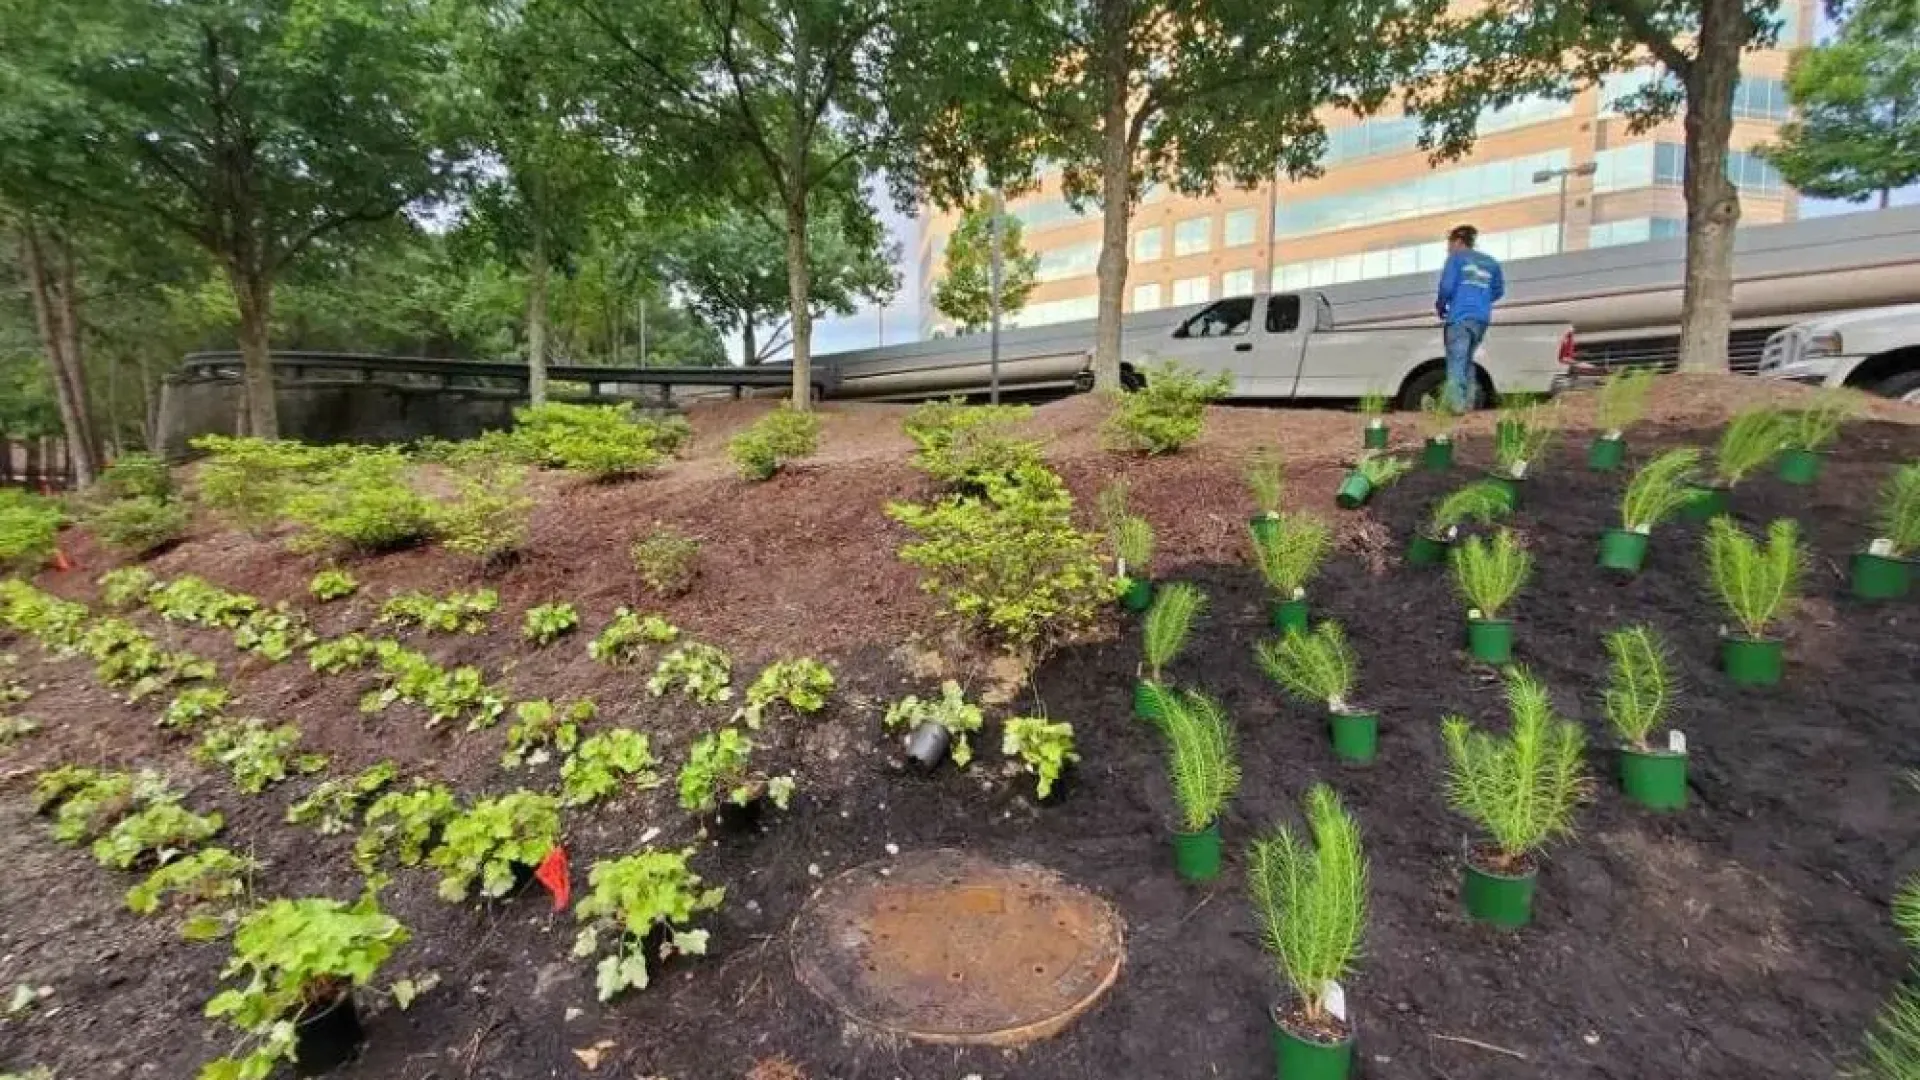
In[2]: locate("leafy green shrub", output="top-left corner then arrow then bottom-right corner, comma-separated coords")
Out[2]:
1441,668 -> 1587,873
309,633 -> 382,674
1875,462 -> 1920,557
1704,517 -> 1804,639
1451,528 -> 1532,619
511,402 -> 682,480
741,658 -> 835,729
199,893 -> 409,1080
563,729 -> 660,807
150,575 -> 257,628
523,602 -> 579,645
190,435 -> 354,534
648,642 -> 733,705
196,719 -> 328,795
97,453 -> 175,502
427,791 -> 561,901
126,847 -> 258,941
233,605 -> 316,663
1619,448 -> 1702,532
1602,626 -> 1677,751
309,568 -> 358,602
287,763 -> 399,835
1159,689 -> 1240,832
1781,389 -> 1856,452
0,579 -> 89,652
91,802 -> 223,869
1246,449 -> 1284,518
676,727 -> 794,813
572,849 -> 724,1000
883,681 -> 984,766
902,400 -> 1043,488
355,782 -> 458,873
81,619 -> 214,701
1103,361 -> 1233,454
631,528 -> 701,596
728,407 -> 820,480
1255,621 -> 1359,711
1247,784 -> 1368,1032
0,490 -> 64,573
588,607 -> 679,665
1594,367 -> 1655,435
436,459 -> 532,565
1002,716 -> 1078,799
888,462 -> 1114,652
31,764 -> 109,814
1251,512 -> 1331,600
0,713 -> 40,749
87,495 -> 190,557
502,698 -> 596,768
98,566 -> 157,609
282,449 -> 438,554
378,589 -> 498,634
160,686 -> 230,731
1425,481 -> 1510,540
1494,400 -> 1558,478
35,767 -> 169,844
1709,407 -> 1789,486
1142,582 -> 1205,684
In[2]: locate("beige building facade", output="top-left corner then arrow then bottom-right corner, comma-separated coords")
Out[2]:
916,6 -> 1811,337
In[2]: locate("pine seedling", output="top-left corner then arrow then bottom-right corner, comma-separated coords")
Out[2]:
1875,462 -> 1920,557
1426,481 -> 1511,539
1247,449 -> 1284,518
1602,626 -> 1677,751
1247,784 -> 1368,1027
1711,408 -> 1790,485
1595,367 -> 1655,436
1781,390 -> 1856,452
1704,517 -> 1804,639
1251,512 -> 1332,600
1161,689 -> 1240,833
1142,583 -> 1205,683
1419,391 -> 1458,442
1440,667 -> 1588,872
1857,875 -> 1920,1079
1355,453 -> 1411,487
1255,621 -> 1358,711
1495,401 -> 1558,478
1619,448 -> 1702,532
1358,389 -> 1390,421
1451,529 -> 1532,619
1096,480 -> 1130,532
1112,515 -> 1155,579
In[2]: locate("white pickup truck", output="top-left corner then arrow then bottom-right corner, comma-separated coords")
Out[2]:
1759,304 -> 1920,402
1125,291 -> 1576,407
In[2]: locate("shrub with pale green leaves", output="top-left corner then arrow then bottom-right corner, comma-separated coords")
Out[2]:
1247,784 -> 1368,1029
282,449 -> 438,554
427,792 -> 562,901
88,495 -> 190,557
729,407 -> 821,480
588,608 -> 679,665
883,681 -> 984,766
523,602 -> 579,646
309,568 -> 358,602
902,400 -> 1043,488
511,401 -> 684,480
190,436 -> 355,534
436,459 -> 533,565
632,527 -> 701,596
91,802 -> 223,869
287,763 -> 399,835
1103,360 -> 1234,454
126,846 -> 258,941
561,729 -> 659,807
1704,517 -> 1804,639
0,490 -> 63,573
502,698 -> 596,768
1441,668 -> 1587,872
1002,716 -> 1078,799
741,658 -> 834,729
648,642 -> 733,705
98,566 -> 157,609
196,719 -> 328,795
572,849 -> 723,1000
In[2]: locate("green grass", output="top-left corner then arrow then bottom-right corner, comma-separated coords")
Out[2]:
1619,448 -> 1702,531
1703,517 -> 1804,638
1440,668 -> 1588,869
1142,582 -> 1205,682
1254,621 -> 1358,710
1247,784 -> 1368,1025
1251,512 -> 1332,599
1602,626 -> 1677,750
1161,689 -> 1240,832
1451,528 -> 1532,619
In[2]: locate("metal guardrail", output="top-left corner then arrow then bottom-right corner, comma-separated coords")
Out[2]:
176,351 -> 829,400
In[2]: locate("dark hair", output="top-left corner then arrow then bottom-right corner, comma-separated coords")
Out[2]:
1448,224 -> 1478,248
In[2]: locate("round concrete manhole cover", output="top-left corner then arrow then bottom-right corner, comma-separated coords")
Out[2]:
790,849 -> 1125,1046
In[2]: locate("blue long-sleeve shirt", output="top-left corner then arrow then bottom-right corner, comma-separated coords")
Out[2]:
1436,249 -> 1505,325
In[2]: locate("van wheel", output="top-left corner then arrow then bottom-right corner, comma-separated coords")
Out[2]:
1399,365 -> 1491,410
1877,369 -> 1920,403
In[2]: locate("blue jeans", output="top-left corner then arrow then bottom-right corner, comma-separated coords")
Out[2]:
1444,319 -> 1487,411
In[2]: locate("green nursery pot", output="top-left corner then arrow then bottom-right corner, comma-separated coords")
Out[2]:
1271,597 -> 1310,633
1598,528 -> 1649,573
1682,482 -> 1730,521
1619,746 -> 1688,811
1335,472 -> 1373,509
1466,616 -> 1513,663
1134,680 -> 1168,723
1721,635 -> 1783,686
1272,1012 -> 1355,1080
1851,551 -> 1913,600
1171,820 -> 1223,883
1362,422 -> 1389,450
1329,710 -> 1378,765
1250,514 -> 1281,547
1423,437 -> 1454,471
1587,435 -> 1627,472
1463,857 -> 1537,928
1407,532 -> 1451,567
1120,577 -> 1155,613
1776,447 -> 1822,485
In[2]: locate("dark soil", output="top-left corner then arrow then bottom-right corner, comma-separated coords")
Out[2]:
3,403 -> 1919,1080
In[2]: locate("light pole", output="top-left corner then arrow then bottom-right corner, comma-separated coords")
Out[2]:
1532,162 -> 1597,254
988,188 -> 1005,405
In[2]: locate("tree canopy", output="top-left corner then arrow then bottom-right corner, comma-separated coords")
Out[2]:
933,199 -> 1039,335
1763,0 -> 1920,208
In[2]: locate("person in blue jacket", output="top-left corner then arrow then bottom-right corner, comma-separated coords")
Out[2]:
1434,224 -> 1505,411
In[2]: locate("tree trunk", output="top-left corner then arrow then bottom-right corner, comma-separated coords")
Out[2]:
226,262 -> 280,439
1090,0 -> 1133,392
527,232 -> 550,407
1675,4 -> 1744,374
1881,188 -> 1892,210
742,320 -> 758,368
18,223 -> 101,485
784,193 -> 814,410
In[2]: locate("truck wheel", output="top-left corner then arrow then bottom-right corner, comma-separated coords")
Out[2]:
1877,369 -> 1920,403
1398,368 -> 1448,410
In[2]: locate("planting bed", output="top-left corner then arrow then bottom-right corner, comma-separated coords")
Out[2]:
3,388 -> 1919,1080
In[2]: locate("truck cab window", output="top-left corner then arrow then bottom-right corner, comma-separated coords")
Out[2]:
1175,298 -> 1255,339
1265,294 -> 1302,333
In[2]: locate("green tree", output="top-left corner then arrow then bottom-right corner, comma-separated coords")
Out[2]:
1408,0 -> 1793,374
933,197 -> 1039,335
0,0 -> 464,438
1763,0 -> 1920,209
549,0 -> 892,407
887,0 -> 1438,390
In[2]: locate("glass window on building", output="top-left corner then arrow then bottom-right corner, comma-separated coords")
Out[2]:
1590,217 -> 1685,248
1270,225 -> 1552,291
1035,240 -> 1100,283
1171,275 -> 1211,305
1592,143 -> 1656,193
1273,149 -> 1571,238
1478,94 -> 1574,135
1010,294 -> 1098,328
1012,196 -> 1094,233
1133,283 -> 1163,312
1174,216 -> 1213,256
1134,227 -> 1164,261
1732,77 -> 1791,121
1221,268 -> 1256,296
1223,208 -> 1257,247
1600,66 -> 1680,118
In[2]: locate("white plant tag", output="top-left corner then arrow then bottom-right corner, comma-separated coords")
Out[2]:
1115,557 -> 1128,579
1510,460 -> 1530,479
1669,730 -> 1687,755
1369,418 -> 1385,429
1323,980 -> 1348,1022
1291,587 -> 1306,600
1443,525 -> 1460,541
1870,538 -> 1895,557
1436,433 -> 1451,444
1606,428 -> 1623,440
1468,607 -> 1484,620
1633,523 -> 1651,535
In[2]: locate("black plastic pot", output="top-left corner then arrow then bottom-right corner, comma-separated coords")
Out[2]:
717,794 -> 767,833
904,721 -> 951,769
293,993 -> 363,1076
